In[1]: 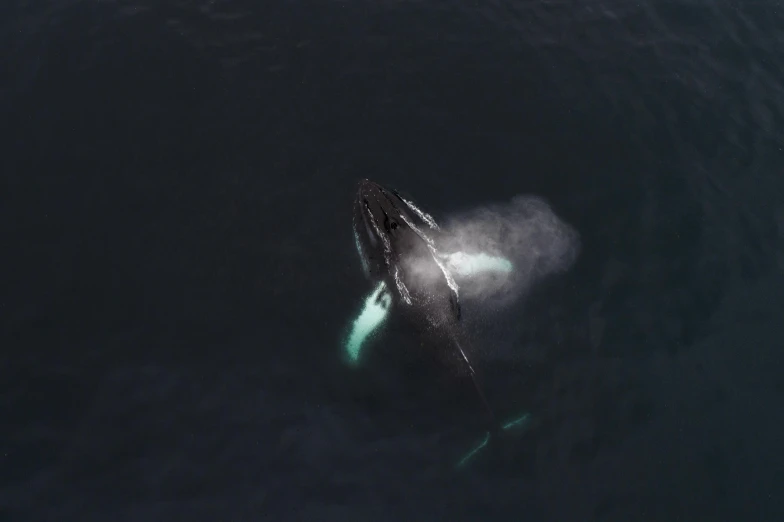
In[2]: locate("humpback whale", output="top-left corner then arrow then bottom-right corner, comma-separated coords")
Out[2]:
345,179 -> 525,457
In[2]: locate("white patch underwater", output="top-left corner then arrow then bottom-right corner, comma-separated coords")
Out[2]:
438,194 -> 579,307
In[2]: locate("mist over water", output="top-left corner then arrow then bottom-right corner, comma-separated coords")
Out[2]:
440,195 -> 580,309
398,193 -> 581,363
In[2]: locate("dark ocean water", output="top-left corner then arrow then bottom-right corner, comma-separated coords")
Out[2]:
2,0 -> 784,520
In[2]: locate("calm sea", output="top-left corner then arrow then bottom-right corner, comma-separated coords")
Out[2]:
3,1 -> 783,520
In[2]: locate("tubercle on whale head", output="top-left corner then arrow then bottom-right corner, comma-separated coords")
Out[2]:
352,179 -> 411,278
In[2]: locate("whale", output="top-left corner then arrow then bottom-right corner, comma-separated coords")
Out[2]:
345,179 -> 519,435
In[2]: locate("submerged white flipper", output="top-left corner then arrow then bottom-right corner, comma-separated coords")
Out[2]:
344,281 -> 393,367
441,251 -> 513,279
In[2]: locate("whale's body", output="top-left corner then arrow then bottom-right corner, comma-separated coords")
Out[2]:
352,179 -> 462,332
346,179 -> 517,430
344,179 -> 574,467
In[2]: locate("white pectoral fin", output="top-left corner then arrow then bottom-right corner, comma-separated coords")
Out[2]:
343,281 -> 393,367
442,252 -> 513,279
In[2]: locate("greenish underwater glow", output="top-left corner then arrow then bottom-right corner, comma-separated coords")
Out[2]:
444,252 -> 513,277
501,412 -> 531,430
455,412 -> 532,469
455,432 -> 490,468
344,281 -> 391,366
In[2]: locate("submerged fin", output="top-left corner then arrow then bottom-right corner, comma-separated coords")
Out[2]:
448,332 -> 532,470
454,412 -> 532,469
442,251 -> 513,279
456,432 -> 491,468
343,281 -> 393,367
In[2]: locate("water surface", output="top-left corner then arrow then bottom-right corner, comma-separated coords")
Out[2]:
3,1 -> 784,520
